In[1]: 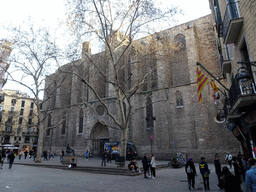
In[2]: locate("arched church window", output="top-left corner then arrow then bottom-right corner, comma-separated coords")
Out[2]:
146,97 -> 154,129
61,112 -> 66,134
174,34 -> 186,50
175,90 -> 183,107
78,109 -> 83,133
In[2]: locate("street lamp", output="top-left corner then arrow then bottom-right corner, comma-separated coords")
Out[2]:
146,116 -> 156,154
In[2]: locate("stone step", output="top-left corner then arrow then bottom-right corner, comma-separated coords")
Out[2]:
12,162 -> 169,176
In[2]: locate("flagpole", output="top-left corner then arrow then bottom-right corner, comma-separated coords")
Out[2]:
196,62 -> 229,92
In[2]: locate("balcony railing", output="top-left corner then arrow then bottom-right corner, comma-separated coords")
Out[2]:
22,132 -> 38,136
223,2 -> 243,44
228,77 -> 256,113
4,131 -> 15,136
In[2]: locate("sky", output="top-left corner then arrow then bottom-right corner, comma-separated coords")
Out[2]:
0,0 -> 211,96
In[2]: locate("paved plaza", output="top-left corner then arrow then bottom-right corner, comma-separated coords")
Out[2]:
0,157 -> 244,192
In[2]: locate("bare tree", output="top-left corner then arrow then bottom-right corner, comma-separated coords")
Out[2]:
62,0 -> 181,160
3,23 -> 69,163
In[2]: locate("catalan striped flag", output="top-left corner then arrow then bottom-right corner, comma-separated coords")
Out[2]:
196,67 -> 209,103
210,80 -> 218,92
210,80 -> 219,104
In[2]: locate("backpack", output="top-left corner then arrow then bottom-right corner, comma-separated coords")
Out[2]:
187,165 -> 193,173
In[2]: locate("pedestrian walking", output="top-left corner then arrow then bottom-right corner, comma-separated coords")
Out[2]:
1,148 -> 6,169
185,157 -> 197,190
24,150 -> 28,159
101,150 -> 107,166
225,152 -> 232,169
221,166 -> 242,192
214,155 -> 222,187
232,156 -> 243,185
199,157 -> 210,191
85,150 -> 89,161
60,149 -> 64,162
33,150 -> 37,161
48,150 -> 51,160
8,151 -> 15,169
142,154 -> 150,178
43,150 -> 48,160
241,155 -> 247,181
19,150 -> 23,160
245,158 -> 256,192
150,154 -> 156,179
107,150 -> 112,163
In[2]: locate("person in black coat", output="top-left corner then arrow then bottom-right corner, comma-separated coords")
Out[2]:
214,155 -> 222,187
185,158 -> 197,190
1,148 -> 6,169
24,150 -> 28,159
142,154 -> 149,178
101,150 -> 107,166
8,151 -> 15,169
221,166 -> 242,192
232,156 -> 243,190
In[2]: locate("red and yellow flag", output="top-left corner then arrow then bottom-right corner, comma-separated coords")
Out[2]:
210,80 -> 219,104
196,67 -> 209,103
210,81 -> 218,92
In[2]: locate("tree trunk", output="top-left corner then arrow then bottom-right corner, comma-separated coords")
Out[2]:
120,125 -> 128,161
35,112 -> 44,163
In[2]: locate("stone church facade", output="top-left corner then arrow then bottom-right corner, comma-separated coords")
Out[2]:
42,15 -> 240,162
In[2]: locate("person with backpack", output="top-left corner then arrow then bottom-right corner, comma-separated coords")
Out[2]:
185,157 -> 197,190
199,157 -> 210,191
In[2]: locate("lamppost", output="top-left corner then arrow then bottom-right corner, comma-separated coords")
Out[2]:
146,116 -> 156,155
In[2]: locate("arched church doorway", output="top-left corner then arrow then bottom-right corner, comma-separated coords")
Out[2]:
90,122 -> 109,157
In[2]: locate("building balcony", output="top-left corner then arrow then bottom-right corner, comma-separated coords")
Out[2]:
223,99 -> 241,123
228,77 -> 256,114
22,132 -> 38,136
223,2 -> 243,44
26,122 -> 34,126
4,131 -> 15,136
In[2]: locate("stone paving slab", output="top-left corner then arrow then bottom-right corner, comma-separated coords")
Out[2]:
0,160 -> 246,192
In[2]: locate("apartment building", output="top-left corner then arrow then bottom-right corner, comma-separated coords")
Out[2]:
0,89 -> 39,152
209,0 -> 256,159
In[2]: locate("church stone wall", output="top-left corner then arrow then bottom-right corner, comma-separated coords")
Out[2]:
43,15 -> 240,162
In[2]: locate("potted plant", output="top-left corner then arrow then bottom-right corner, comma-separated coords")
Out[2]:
168,154 -> 182,168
